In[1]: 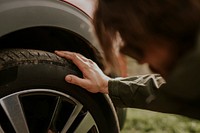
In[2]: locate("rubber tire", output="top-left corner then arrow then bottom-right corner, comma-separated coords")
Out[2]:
0,49 -> 119,133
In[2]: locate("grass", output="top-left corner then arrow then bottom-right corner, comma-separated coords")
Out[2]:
121,108 -> 200,133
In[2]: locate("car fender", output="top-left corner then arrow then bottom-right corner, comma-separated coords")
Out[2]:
0,0 -> 102,53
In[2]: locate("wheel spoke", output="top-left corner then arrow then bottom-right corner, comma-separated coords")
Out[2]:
0,94 -> 29,133
48,96 -> 61,130
61,103 -> 83,133
0,125 -> 5,133
74,111 -> 98,133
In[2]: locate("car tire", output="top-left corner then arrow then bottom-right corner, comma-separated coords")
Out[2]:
0,49 -> 119,133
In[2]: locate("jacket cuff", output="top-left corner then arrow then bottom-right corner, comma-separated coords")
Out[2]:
108,79 -> 127,107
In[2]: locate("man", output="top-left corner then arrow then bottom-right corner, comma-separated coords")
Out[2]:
55,0 -> 200,120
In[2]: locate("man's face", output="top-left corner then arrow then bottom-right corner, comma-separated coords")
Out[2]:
121,37 -> 178,79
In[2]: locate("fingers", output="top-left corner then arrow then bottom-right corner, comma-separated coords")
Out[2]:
55,51 -> 91,72
55,51 -> 87,61
55,51 -> 77,60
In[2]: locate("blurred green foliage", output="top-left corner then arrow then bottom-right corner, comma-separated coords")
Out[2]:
121,108 -> 200,133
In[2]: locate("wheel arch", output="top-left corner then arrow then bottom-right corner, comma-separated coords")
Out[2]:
0,26 -> 104,69
0,0 -> 100,48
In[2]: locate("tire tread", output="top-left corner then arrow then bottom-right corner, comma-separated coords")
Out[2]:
0,49 -> 73,69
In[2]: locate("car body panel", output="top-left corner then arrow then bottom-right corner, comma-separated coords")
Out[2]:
0,0 -> 102,53
64,0 -> 96,18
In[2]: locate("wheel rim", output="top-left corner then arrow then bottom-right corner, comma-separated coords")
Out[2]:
0,89 -> 99,133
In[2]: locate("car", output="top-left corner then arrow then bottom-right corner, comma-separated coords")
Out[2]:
0,0 -> 126,132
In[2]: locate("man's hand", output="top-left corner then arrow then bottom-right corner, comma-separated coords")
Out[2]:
55,51 -> 110,94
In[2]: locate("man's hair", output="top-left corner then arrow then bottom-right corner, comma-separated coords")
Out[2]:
93,0 -> 200,69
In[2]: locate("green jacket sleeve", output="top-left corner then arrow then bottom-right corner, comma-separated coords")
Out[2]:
108,73 -> 200,120
108,74 -> 165,108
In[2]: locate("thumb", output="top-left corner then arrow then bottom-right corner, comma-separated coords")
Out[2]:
65,75 -> 88,88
